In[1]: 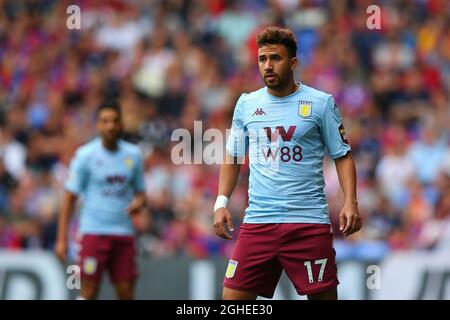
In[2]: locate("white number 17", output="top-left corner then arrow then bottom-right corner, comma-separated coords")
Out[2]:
304,258 -> 328,283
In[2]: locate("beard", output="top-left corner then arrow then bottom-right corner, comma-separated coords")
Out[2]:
263,73 -> 289,90
102,131 -> 121,143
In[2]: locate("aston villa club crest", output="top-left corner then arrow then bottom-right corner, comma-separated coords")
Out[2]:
124,157 -> 134,169
83,257 -> 97,275
226,260 -> 238,279
298,101 -> 313,118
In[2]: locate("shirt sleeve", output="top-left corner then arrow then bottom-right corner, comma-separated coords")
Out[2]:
320,96 -> 351,159
226,94 -> 248,157
132,152 -> 146,193
65,149 -> 89,194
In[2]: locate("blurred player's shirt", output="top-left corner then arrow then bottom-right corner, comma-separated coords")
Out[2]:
226,83 -> 351,224
65,138 -> 145,235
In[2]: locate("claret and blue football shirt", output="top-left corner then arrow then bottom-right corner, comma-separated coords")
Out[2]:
226,83 -> 351,224
65,138 -> 145,235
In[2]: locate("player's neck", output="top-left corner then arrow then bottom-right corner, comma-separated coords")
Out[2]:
267,81 -> 299,98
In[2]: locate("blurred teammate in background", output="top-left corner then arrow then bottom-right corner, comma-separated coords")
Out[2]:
55,101 -> 146,300
214,26 -> 361,300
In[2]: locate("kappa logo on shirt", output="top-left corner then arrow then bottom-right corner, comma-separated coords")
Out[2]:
252,108 -> 267,116
94,158 -> 104,166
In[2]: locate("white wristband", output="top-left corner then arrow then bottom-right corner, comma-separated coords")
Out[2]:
214,195 -> 229,212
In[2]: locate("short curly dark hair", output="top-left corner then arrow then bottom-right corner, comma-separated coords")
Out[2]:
96,100 -> 122,119
256,26 -> 297,58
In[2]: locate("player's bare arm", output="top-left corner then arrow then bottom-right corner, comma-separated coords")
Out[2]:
334,151 -> 362,237
55,190 -> 78,262
128,192 -> 147,216
213,153 -> 242,240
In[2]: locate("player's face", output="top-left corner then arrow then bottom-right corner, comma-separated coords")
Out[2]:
96,109 -> 122,143
258,44 -> 297,90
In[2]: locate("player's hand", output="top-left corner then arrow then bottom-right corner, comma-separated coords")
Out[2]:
339,201 -> 362,237
128,197 -> 145,216
213,208 -> 234,240
55,239 -> 68,262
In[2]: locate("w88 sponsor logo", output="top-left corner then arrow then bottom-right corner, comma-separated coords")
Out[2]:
261,125 -> 303,163
261,145 -> 303,162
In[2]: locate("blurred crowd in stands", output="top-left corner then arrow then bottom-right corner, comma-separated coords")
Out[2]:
0,0 -> 449,261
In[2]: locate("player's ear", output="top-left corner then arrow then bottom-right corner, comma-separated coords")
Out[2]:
290,56 -> 298,71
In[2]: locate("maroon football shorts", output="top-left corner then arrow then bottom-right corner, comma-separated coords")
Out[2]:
223,223 -> 339,298
76,234 -> 138,284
